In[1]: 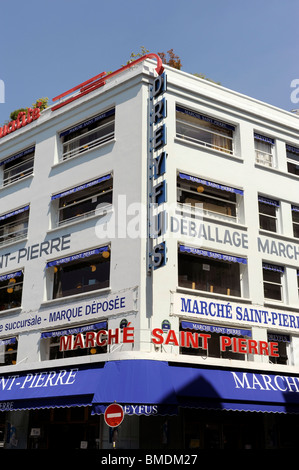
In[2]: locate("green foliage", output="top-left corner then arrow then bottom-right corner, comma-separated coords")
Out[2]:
9,108 -> 27,121
32,97 -> 48,110
5,97 -> 49,126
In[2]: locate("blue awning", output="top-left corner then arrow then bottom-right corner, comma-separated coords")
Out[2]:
2,360 -> 299,415
258,196 -> 279,207
59,108 -> 115,138
178,172 -> 243,195
179,244 -> 247,265
181,321 -> 252,337
0,206 -> 29,222
0,147 -> 35,167
254,133 -> 274,145
40,321 -> 107,339
51,174 -> 112,201
46,245 -> 109,268
0,271 -> 23,283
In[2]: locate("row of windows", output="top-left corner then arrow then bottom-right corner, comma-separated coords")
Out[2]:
0,321 -> 292,367
0,247 -> 110,312
176,105 -> 299,174
1,170 -> 299,249
0,108 -> 115,187
1,242 -> 298,317
1,103 -> 299,191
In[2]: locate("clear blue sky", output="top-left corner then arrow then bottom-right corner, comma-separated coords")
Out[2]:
1,0 -> 298,124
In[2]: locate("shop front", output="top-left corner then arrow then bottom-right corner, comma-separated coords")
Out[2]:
1,360 -> 299,449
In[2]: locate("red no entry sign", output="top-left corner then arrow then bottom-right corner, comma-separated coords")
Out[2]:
104,403 -> 124,427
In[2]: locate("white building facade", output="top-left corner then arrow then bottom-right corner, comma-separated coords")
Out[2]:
1,54 -> 299,449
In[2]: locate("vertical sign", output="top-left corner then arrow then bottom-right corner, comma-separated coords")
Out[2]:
148,72 -> 167,270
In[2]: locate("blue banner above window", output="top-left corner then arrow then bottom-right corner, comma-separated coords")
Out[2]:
0,271 -> 23,283
41,321 -> 107,339
291,205 -> 299,212
176,105 -> 235,131
263,262 -> 284,273
286,144 -> 299,154
181,321 -> 252,337
46,246 -> 109,268
254,133 -> 274,145
0,206 -> 29,222
258,196 -> 279,207
178,172 -> 243,195
59,108 -> 115,138
179,244 -> 247,265
0,147 -> 35,167
51,174 -> 112,201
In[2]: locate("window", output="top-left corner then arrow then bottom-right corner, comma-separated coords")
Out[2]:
45,322 -> 108,360
60,108 -> 115,160
286,144 -> 299,176
178,245 -> 245,297
179,322 -> 250,361
176,106 -> 235,155
52,174 -> 112,227
0,206 -> 29,247
177,173 -> 241,222
258,197 -> 279,232
0,271 -> 23,311
263,263 -> 283,301
268,333 -> 290,365
292,206 -> 299,238
48,247 -> 110,299
0,147 -> 34,186
254,133 -> 274,167
0,338 -> 17,366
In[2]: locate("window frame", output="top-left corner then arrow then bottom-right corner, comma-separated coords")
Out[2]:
0,271 -> 23,311
52,175 -> 113,227
176,105 -> 235,155
0,147 -> 35,187
286,144 -> 299,176
262,263 -> 284,302
178,245 -> 246,298
0,206 -> 29,247
291,206 -> 299,238
258,197 -> 279,233
254,133 -> 274,167
49,247 -> 111,300
177,173 -> 241,223
47,322 -> 108,360
179,322 -> 250,362
0,337 -> 18,366
60,108 -> 115,161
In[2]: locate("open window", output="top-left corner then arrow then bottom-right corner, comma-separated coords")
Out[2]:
0,206 -> 29,247
177,172 -> 242,222
263,263 -> 284,302
60,108 -> 115,161
51,174 -> 112,227
0,147 -> 34,186
176,106 -> 235,155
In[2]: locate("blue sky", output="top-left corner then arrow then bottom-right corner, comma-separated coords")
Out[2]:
0,0 -> 298,124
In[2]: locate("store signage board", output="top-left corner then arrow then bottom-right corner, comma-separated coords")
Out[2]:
104,403 -> 124,427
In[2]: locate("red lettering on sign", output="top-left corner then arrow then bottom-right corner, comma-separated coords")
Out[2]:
0,107 -> 41,140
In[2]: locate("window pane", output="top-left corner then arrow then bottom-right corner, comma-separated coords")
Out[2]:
58,179 -> 113,225
178,253 -> 241,297
0,274 -> 23,311
176,109 -> 233,154
62,111 -> 115,160
53,252 -> 110,299
3,151 -> 34,185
